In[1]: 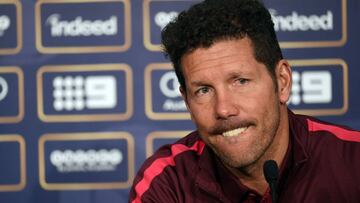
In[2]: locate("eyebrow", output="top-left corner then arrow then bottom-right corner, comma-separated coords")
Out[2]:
189,80 -> 208,87
188,70 -> 249,87
227,71 -> 245,78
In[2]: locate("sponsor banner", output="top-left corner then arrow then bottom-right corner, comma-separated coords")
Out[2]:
289,59 -> 348,116
0,0 -> 22,54
143,0 -> 200,51
37,64 -> 133,122
38,132 -> 134,190
35,0 -> 131,53
146,131 -> 190,157
0,135 -> 26,191
0,67 -> 24,123
145,63 -> 190,120
266,0 -> 346,48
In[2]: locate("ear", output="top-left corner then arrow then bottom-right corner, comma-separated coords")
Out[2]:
276,59 -> 292,104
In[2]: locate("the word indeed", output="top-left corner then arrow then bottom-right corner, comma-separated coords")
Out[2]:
270,9 -> 333,32
46,14 -> 118,37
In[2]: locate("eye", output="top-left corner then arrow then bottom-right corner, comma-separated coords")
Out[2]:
236,78 -> 249,85
195,86 -> 210,96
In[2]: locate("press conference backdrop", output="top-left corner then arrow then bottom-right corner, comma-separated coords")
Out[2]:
0,0 -> 359,202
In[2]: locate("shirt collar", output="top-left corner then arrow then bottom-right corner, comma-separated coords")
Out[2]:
287,109 -> 309,166
194,145 -> 226,201
195,145 -> 258,202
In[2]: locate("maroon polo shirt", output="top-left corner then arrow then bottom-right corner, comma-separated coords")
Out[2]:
129,110 -> 360,203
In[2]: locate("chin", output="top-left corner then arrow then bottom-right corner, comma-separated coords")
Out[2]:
210,145 -> 254,167
223,154 -> 259,169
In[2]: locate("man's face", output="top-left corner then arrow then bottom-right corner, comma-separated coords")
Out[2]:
181,38 -> 289,169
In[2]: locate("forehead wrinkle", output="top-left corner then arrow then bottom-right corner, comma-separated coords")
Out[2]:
181,38 -> 267,89
184,49 -> 245,76
184,37 -> 255,69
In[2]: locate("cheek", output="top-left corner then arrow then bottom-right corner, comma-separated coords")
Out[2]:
242,88 -> 276,108
259,93 -> 281,130
245,88 -> 279,120
188,103 -> 215,128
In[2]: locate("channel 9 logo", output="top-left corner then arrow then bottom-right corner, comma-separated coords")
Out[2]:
37,64 -> 133,122
288,59 -> 348,116
52,75 -> 117,111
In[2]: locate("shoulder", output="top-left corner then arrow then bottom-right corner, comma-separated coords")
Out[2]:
289,113 -> 360,194
129,131 -> 206,203
289,110 -> 360,143
305,115 -> 360,143
290,112 -> 360,160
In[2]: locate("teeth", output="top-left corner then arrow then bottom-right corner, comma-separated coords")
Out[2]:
222,127 -> 248,137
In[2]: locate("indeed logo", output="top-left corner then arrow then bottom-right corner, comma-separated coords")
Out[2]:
46,14 -> 118,37
50,149 -> 123,173
269,9 -> 333,32
0,15 -> 10,36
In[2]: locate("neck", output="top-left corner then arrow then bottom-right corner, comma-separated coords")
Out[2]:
227,107 -> 289,195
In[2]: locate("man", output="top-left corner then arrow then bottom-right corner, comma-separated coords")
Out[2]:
129,0 -> 360,202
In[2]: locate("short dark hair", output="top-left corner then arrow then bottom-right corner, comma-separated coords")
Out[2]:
161,0 -> 283,89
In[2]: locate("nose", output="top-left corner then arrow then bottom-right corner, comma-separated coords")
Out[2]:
214,90 -> 239,120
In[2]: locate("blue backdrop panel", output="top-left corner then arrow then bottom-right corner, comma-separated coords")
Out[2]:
0,0 -> 359,202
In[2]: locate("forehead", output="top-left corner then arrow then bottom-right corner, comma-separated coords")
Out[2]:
181,38 -> 261,78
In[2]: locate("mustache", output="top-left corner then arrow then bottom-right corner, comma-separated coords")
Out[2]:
208,119 -> 255,135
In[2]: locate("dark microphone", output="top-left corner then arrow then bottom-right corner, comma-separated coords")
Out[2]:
263,160 -> 279,203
